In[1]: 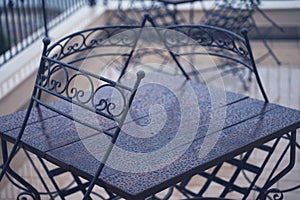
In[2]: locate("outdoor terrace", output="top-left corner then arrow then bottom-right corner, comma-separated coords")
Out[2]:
0,1 -> 299,199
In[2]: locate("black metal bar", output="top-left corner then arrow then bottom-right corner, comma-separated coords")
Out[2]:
83,70 -> 145,200
88,0 -> 96,6
32,0 -> 38,41
258,131 -> 297,200
0,6 -> 7,62
145,14 -> 190,80
1,139 -> 41,200
16,0 -> 24,50
244,138 -> 281,198
41,0 -> 48,37
37,157 -> 67,200
0,0 -> 88,67
1,139 -> 8,168
250,17 -> 281,65
220,150 -> 254,198
23,149 -> 55,199
8,1 -> 18,51
3,0 -> 13,58
6,167 -> 41,200
0,33 -> 50,182
21,0 -> 29,46
27,0 -> 35,43
117,15 -> 149,81
241,28 -> 269,102
0,98 -> 36,182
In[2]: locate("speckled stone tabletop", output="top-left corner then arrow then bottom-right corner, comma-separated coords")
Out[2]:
0,79 -> 300,200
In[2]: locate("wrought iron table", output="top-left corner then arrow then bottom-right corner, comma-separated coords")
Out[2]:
0,73 -> 299,199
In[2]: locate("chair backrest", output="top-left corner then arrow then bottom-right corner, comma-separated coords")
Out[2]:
33,31 -> 145,138
45,25 -> 141,69
13,24 -> 146,146
201,0 -> 257,33
165,24 -> 268,102
2,24 -> 145,200
105,0 -> 174,26
96,14 -> 268,102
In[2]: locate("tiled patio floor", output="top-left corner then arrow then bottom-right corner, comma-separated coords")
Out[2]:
0,40 -> 299,199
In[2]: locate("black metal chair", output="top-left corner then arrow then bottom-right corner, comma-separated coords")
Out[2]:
110,1 -> 278,92
199,0 -> 282,65
111,14 -> 268,100
0,24 -> 146,199
105,0 -> 177,26
105,0 -> 282,66
164,24 -> 268,101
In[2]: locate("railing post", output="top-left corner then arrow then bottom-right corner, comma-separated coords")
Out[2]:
0,6 -> 5,57
41,0 -> 48,37
88,0 -> 97,6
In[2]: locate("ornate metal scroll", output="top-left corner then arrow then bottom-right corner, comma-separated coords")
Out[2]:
164,25 -> 252,71
46,27 -> 140,63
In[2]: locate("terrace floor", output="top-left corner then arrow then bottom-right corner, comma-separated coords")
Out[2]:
0,39 -> 299,199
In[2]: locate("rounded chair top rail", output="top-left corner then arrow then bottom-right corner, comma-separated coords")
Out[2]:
45,24 -> 143,53
166,24 -> 247,42
45,22 -> 247,50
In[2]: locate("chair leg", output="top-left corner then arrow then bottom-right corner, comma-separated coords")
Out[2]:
251,17 -> 281,65
258,131 -> 297,199
0,99 -> 34,182
0,139 -> 21,181
1,140 -> 41,199
259,36 -> 281,65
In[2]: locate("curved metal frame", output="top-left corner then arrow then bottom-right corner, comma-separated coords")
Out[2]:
166,24 -> 268,102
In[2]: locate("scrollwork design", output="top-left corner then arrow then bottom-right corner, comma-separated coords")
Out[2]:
236,45 -> 249,57
45,27 -> 137,62
45,64 -> 69,94
108,28 -> 137,46
63,34 -> 85,55
165,25 -> 253,81
93,85 -> 127,118
212,30 -> 235,50
265,188 -> 284,200
39,57 -> 129,119
46,43 -> 64,60
85,29 -> 110,48
120,29 -> 138,46
188,27 -> 213,46
167,26 -> 249,57
17,191 -> 36,200
163,28 -> 190,47
230,35 -> 250,58
66,73 -> 94,105
211,30 -> 250,62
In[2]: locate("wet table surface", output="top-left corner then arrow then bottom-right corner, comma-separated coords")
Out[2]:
1,76 -> 300,200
